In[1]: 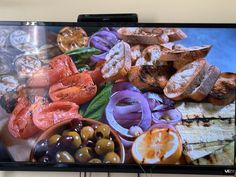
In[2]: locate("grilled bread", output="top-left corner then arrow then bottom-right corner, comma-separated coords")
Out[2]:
207,72 -> 236,106
118,28 -> 186,45
189,65 -> 220,101
164,58 -> 207,100
128,65 -> 174,92
159,45 -> 212,70
164,58 -> 220,101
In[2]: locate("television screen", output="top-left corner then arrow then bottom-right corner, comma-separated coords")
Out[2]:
0,22 -> 235,175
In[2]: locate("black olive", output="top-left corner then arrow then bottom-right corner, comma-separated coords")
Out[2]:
38,155 -> 51,163
45,144 -> 58,160
56,136 -> 73,150
69,119 -> 83,132
80,140 -> 95,148
33,139 -> 48,160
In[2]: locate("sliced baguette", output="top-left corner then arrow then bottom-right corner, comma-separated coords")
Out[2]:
117,27 -> 169,45
189,65 -> 220,101
130,45 -> 145,64
164,28 -> 187,41
128,65 -> 173,92
207,72 -> 236,105
164,58 -> 207,100
160,45 -> 212,69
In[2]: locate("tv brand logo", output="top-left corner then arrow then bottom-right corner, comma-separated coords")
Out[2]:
224,169 -> 235,174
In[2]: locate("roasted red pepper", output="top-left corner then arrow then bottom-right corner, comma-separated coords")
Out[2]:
49,73 -> 97,105
32,100 -> 81,130
8,97 -> 43,139
85,60 -> 105,85
27,54 -> 78,87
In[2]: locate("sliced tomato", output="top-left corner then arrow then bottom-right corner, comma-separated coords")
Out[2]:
33,101 -> 81,130
8,97 -> 41,139
49,73 -> 97,105
28,54 -> 78,87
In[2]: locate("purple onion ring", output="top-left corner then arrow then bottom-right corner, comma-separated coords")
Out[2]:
105,90 -> 152,138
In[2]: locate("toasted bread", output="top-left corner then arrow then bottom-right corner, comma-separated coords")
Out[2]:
130,45 -> 145,64
207,72 -> 236,105
164,58 -> 207,100
135,45 -> 164,66
117,27 -> 169,45
160,45 -> 212,61
189,65 -> 220,101
128,65 -> 174,92
164,28 -> 187,41
160,45 -> 212,69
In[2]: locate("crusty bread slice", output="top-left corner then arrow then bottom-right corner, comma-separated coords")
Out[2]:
160,45 -> 212,70
189,65 -> 220,101
164,58 -> 207,100
164,28 -> 187,41
130,45 -> 145,64
207,72 -> 236,105
117,27 -> 169,45
128,65 -> 173,92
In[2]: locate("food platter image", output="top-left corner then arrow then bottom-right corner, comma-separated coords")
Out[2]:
0,25 -> 235,166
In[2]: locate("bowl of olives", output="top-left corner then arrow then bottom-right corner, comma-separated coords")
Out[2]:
31,118 -> 125,164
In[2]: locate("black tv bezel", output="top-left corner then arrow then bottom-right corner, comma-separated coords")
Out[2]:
0,21 -> 235,176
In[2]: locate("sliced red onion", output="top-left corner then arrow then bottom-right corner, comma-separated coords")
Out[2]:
100,27 -> 119,38
105,90 -> 151,138
144,92 -> 163,103
115,112 -> 141,128
119,136 -> 133,147
90,36 -> 111,51
114,104 -> 140,115
95,30 -> 118,45
89,29 -> 119,62
112,81 -> 140,94
152,109 -> 182,125
90,52 -> 108,63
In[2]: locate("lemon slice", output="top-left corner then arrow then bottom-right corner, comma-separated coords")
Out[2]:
131,127 -> 182,164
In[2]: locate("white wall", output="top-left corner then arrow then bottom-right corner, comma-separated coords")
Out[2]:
0,0 -> 235,176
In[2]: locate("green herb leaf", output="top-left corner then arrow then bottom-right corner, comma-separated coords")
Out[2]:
82,83 -> 112,120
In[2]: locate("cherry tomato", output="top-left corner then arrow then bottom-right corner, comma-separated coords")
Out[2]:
28,54 -> 78,87
33,101 -> 81,130
8,97 -> 41,139
49,73 -> 97,105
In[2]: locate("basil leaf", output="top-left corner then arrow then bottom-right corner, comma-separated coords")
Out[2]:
82,83 -> 112,120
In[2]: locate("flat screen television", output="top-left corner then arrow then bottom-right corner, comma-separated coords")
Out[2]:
0,21 -> 235,176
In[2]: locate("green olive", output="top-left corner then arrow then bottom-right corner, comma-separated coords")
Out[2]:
88,158 -> 102,163
56,151 -> 75,163
75,147 -> 93,163
103,152 -> 121,163
80,126 -> 94,141
95,138 -> 114,155
48,134 -> 61,145
95,124 -> 111,139
63,131 -> 82,148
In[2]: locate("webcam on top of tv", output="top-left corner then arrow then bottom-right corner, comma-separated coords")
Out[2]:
77,13 -> 138,23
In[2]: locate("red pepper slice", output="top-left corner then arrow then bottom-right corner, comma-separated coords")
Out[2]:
8,97 -> 42,139
33,101 -> 81,130
85,60 -> 105,85
49,73 -> 97,105
27,54 -> 78,87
